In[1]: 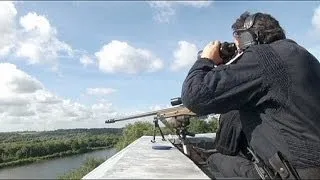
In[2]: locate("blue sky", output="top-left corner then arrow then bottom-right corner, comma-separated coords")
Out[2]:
0,1 -> 319,132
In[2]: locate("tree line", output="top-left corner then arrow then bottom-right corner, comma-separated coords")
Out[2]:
0,128 -> 122,168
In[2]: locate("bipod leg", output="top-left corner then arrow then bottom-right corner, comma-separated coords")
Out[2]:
157,121 -> 166,141
151,117 -> 157,143
151,116 -> 166,143
180,129 -> 190,156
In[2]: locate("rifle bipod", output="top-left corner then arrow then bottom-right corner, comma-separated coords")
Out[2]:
151,116 -> 166,143
176,127 -> 195,155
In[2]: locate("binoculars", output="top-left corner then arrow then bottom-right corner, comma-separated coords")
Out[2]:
197,42 -> 237,64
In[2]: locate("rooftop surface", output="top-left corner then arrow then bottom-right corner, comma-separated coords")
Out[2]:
82,135 -> 213,179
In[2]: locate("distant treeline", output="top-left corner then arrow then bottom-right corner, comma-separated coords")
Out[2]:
0,128 -> 122,143
0,128 -> 122,168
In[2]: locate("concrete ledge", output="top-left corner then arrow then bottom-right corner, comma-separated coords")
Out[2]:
82,135 -> 211,179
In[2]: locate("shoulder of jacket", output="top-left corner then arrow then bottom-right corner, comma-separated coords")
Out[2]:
225,52 -> 245,65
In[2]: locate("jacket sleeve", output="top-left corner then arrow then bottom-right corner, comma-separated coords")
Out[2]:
181,49 -> 265,115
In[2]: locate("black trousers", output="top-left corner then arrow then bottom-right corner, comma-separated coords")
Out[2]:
208,110 -> 260,178
207,152 -> 260,178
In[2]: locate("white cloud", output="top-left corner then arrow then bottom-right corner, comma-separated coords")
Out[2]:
171,41 -> 199,71
0,63 -> 43,98
0,1 -> 17,57
80,55 -> 94,67
0,2 -> 73,67
0,62 -> 163,131
86,88 -> 117,96
16,12 -> 73,65
312,5 -> 320,32
94,40 -> 164,74
148,1 -> 212,23
177,1 -> 212,8
148,104 -> 171,111
0,62 -> 123,132
148,2 -> 175,23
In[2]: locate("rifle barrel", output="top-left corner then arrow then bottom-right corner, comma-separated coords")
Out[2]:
105,105 -> 184,123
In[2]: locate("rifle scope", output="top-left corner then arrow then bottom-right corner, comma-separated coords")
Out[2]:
170,97 -> 182,106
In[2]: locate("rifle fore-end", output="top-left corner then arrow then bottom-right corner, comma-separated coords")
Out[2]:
105,106 -> 197,124
160,107 -> 196,118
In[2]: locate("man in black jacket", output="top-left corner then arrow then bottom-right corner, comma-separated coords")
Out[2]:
181,11 -> 320,179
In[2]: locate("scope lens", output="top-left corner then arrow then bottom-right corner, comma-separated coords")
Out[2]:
170,97 -> 182,106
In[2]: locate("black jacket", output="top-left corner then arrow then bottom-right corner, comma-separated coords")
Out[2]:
181,39 -> 320,169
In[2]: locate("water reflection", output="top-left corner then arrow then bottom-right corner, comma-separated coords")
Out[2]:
0,148 -> 117,179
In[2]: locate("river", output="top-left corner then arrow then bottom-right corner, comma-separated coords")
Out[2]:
0,148 -> 117,179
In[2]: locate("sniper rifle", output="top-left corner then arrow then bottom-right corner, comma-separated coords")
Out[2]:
105,97 -> 211,156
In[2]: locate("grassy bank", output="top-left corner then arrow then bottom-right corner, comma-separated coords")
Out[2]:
58,157 -> 105,180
